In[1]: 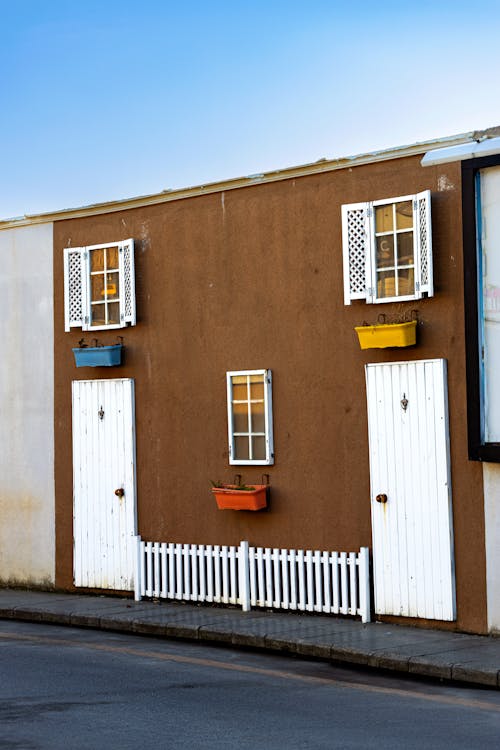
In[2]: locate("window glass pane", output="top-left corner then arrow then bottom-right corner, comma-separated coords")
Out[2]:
108,302 -> 120,325
482,167 -> 500,441
90,303 -> 106,327
106,246 -> 119,270
252,436 -> 266,460
377,270 -> 396,299
105,272 -> 120,300
396,201 -> 413,230
91,274 -> 104,303
232,383 -> 247,401
234,436 -> 250,460
249,376 -> 264,401
251,402 -> 265,433
232,403 -> 248,433
90,248 -> 104,272
397,232 -> 414,265
375,205 -> 393,233
376,236 -> 394,268
397,269 -> 414,297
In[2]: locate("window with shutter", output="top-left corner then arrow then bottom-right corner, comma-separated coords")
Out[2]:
64,239 -> 136,331
342,191 -> 433,305
226,369 -> 274,466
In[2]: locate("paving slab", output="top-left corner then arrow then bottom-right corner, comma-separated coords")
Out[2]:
1,589 -> 500,688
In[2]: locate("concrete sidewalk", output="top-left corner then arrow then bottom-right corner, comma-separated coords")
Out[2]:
1,588 -> 499,688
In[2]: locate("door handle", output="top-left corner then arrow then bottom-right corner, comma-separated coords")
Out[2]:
114,488 -> 125,497
375,493 -> 388,504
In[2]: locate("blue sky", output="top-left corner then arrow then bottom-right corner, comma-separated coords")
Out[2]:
2,1 -> 500,218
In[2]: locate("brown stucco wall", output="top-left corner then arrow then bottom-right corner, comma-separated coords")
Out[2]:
53,155 -> 487,633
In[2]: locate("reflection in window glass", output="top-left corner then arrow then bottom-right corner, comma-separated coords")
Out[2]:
227,370 -> 273,464
480,167 -> 500,441
90,245 -> 121,327
374,199 -> 415,299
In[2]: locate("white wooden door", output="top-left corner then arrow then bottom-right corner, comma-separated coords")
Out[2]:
72,379 -> 137,590
365,359 -> 455,620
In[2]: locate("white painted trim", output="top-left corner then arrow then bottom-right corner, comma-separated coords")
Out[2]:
0,132 -> 479,229
64,238 -> 136,332
343,192 -> 434,304
421,136 -> 500,166
226,369 -> 274,466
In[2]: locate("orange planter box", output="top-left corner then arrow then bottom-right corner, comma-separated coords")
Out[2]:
212,485 -> 268,511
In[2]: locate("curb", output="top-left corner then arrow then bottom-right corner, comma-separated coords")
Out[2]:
1,602 -> 499,689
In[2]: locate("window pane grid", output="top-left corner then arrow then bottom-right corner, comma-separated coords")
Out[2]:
230,373 -> 267,462
90,246 -> 121,327
375,201 -> 415,299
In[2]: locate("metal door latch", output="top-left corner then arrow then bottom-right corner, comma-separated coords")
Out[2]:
401,394 -> 408,412
98,406 -> 105,420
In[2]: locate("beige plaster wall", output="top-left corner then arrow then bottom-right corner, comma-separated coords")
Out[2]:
0,223 -> 55,586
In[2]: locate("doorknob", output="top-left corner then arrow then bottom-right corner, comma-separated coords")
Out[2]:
375,493 -> 388,504
114,488 -> 125,497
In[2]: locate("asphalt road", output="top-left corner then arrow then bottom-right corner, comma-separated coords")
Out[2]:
0,621 -> 499,749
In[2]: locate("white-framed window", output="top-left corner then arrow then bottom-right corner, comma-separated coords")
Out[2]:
341,190 -> 433,305
226,369 -> 274,465
63,239 -> 136,331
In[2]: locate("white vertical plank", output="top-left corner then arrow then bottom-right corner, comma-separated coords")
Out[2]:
221,546 -> 229,603
175,543 -> 182,599
145,542 -> 153,598
297,549 -> 306,611
206,545 -> 214,602
198,545 -> 206,603
256,547 -> 265,606
349,552 -> 358,615
249,546 -> 257,606
153,542 -> 160,598
272,548 -> 281,608
281,550 -> 290,610
229,546 -> 237,604
340,552 -> 348,614
161,542 -> 167,598
314,550 -> 322,613
358,547 -> 371,623
331,552 -> 340,614
168,543 -> 175,598
264,548 -> 273,606
182,544 -> 190,599
305,550 -> 314,612
288,550 -> 297,610
238,541 -> 251,611
321,551 -> 331,614
139,537 -> 146,598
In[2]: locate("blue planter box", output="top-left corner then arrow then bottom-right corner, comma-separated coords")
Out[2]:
72,344 -> 123,368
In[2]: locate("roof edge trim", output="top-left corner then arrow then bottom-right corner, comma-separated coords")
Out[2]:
0,130 -> 482,230
422,136 -> 500,167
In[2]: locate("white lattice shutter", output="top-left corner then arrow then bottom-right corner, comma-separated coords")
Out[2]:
119,238 -> 136,326
414,190 -> 433,298
341,202 -> 372,305
64,247 -> 88,331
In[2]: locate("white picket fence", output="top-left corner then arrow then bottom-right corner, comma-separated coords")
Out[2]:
134,537 -> 371,623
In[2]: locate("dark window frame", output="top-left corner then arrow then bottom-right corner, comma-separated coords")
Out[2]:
463,154 -> 500,461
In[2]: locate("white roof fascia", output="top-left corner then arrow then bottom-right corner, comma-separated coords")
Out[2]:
421,137 -> 500,167
0,129 -> 484,230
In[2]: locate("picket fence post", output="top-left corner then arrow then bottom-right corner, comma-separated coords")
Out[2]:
134,535 -> 142,602
238,540 -> 251,612
358,546 -> 371,623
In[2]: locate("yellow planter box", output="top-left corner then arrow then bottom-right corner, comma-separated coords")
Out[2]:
355,320 -> 417,349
